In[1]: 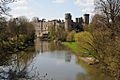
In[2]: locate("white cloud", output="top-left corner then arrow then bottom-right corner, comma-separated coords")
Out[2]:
74,0 -> 95,15
52,0 -> 65,3
75,0 -> 94,6
13,0 -> 27,6
9,0 -> 34,19
9,0 -> 95,19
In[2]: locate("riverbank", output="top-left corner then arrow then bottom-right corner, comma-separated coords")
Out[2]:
63,42 -> 90,56
0,38 -> 34,54
63,42 -> 99,65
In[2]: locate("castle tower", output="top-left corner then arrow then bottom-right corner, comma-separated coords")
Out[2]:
76,18 -> 79,23
65,13 -> 72,31
76,17 -> 84,24
84,14 -> 90,25
79,17 -> 84,24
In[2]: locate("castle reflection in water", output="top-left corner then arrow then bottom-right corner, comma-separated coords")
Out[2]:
35,38 -> 72,62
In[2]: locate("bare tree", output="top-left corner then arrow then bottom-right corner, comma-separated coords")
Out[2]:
95,0 -> 120,36
32,17 -> 39,23
0,0 -> 16,16
88,0 -> 120,79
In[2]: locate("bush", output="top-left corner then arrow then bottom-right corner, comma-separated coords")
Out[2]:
48,25 -> 67,41
66,30 -> 76,42
74,31 -> 93,53
88,14 -> 120,79
91,28 -> 120,79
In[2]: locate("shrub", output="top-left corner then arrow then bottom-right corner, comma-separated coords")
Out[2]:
74,31 -> 93,53
66,30 -> 76,42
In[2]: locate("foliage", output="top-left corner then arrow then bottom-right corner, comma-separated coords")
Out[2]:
89,0 -> 120,78
56,26 -> 67,41
9,16 -> 35,39
48,25 -> 56,40
65,31 -> 94,56
48,25 -> 67,41
63,42 -> 92,57
66,30 -> 76,42
89,25 -> 120,80
95,0 -> 120,37
0,17 -> 7,41
0,0 -> 35,53
0,16 -> 35,53
75,31 -> 93,52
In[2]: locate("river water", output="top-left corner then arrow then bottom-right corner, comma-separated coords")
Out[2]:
0,38 -> 112,80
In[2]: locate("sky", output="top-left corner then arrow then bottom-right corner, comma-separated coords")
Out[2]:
9,0 -> 95,21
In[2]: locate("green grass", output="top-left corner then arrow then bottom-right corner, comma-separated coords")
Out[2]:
63,42 -> 92,57
63,42 -> 78,53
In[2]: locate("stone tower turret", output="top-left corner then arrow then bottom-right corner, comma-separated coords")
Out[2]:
84,14 -> 90,25
76,18 -> 79,23
79,17 -> 84,24
65,13 -> 72,31
76,17 -> 83,24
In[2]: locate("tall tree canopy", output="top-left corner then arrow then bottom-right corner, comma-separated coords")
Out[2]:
95,0 -> 120,37
95,0 -> 120,25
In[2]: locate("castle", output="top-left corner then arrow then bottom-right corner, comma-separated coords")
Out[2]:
65,13 -> 89,32
33,13 -> 89,37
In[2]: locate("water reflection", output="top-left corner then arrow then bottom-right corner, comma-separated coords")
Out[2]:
35,38 -> 49,53
65,53 -> 72,62
0,38 -> 113,80
35,38 -> 66,53
0,47 -> 37,79
0,53 -> 12,66
76,56 -> 113,80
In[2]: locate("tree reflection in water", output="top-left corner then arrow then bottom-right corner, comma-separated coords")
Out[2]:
35,38 -> 65,53
0,46 -> 48,80
0,39 -> 112,80
0,39 -> 67,80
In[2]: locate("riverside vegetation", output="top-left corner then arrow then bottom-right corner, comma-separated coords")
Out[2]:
0,0 -> 35,53
0,0 -> 120,80
63,0 -> 120,80
0,16 -> 35,53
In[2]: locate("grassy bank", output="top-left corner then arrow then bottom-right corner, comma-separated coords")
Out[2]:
63,42 -> 98,65
63,42 -> 92,57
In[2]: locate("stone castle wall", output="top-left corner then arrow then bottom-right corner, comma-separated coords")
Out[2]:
33,13 -> 89,37
33,20 -> 64,37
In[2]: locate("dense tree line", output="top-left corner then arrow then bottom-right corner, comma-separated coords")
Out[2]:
0,0 -> 35,53
0,16 -> 35,53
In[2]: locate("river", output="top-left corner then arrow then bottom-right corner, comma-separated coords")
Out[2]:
0,38 -> 113,80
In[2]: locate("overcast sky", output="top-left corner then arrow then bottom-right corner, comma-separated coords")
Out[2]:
9,0 -> 95,20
